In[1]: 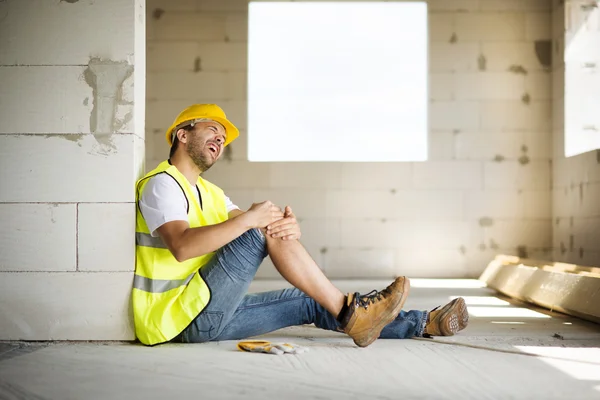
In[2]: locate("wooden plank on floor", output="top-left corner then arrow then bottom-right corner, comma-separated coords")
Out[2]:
480,255 -> 600,324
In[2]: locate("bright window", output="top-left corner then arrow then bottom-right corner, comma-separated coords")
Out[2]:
247,2 -> 428,162
564,5 -> 600,157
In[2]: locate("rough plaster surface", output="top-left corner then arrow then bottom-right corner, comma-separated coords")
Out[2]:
145,0 -> 558,277
1,280 -> 599,400
0,63 -> 135,137
84,59 -> 134,142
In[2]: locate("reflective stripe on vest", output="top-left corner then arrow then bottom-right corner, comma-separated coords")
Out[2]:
136,232 -> 168,249
133,272 -> 196,293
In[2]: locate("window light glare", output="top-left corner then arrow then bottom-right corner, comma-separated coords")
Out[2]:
449,296 -> 510,306
515,347 -> 600,381
409,279 -> 487,289
564,6 -> 600,157
247,2 -> 428,162
468,307 -> 551,318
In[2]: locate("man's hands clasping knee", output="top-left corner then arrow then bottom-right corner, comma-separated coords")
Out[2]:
245,202 -> 302,241
266,206 -> 302,241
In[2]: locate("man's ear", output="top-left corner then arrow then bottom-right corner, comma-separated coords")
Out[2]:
176,128 -> 188,144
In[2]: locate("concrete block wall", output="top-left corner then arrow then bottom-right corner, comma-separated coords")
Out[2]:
146,0 -> 554,279
551,0 -> 600,266
0,0 -> 145,340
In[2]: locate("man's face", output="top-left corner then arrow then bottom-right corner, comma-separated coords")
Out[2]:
184,121 -> 226,172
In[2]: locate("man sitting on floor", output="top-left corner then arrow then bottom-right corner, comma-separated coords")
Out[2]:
132,104 -> 469,347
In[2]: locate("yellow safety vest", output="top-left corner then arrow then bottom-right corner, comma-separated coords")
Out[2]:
132,160 -> 228,345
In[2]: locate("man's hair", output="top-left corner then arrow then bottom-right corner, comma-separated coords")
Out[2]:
168,118 -> 217,159
169,125 -> 193,159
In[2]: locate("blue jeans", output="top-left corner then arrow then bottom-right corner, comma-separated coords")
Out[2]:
177,229 -> 427,343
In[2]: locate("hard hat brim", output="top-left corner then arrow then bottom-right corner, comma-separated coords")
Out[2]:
165,116 -> 239,147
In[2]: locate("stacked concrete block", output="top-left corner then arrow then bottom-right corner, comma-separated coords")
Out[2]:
0,0 -> 145,340
146,0 -> 555,279
552,0 -> 600,267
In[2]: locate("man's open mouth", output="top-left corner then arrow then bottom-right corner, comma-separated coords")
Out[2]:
207,143 -> 219,158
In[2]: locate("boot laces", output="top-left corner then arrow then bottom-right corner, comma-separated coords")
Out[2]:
427,305 -> 441,324
354,288 -> 391,310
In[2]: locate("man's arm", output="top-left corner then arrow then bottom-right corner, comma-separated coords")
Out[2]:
228,209 -> 245,219
157,201 -> 282,262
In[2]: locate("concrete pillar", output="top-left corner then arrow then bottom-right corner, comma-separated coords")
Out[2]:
0,0 -> 145,340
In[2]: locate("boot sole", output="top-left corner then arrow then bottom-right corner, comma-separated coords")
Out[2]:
355,277 -> 411,347
437,297 -> 468,336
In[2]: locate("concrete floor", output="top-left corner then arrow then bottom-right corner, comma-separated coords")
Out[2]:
1,279 -> 600,400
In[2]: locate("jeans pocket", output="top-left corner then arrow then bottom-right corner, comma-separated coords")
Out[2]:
189,311 -> 224,343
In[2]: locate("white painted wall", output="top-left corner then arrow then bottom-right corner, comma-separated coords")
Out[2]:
0,0 -> 145,340
146,0 -> 554,279
552,0 -> 600,266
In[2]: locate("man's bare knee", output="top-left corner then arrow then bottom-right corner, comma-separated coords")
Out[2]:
264,232 -> 301,252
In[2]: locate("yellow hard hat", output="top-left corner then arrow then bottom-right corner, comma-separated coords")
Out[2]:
165,104 -> 239,147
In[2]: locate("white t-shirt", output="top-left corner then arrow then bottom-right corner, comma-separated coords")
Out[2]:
139,173 -> 239,237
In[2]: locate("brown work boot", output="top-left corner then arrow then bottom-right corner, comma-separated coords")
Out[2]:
339,276 -> 410,348
424,297 -> 469,337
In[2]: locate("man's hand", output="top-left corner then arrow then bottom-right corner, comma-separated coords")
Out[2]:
245,201 -> 284,229
266,206 -> 301,241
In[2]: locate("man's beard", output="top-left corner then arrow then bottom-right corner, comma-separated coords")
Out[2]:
187,138 -> 215,173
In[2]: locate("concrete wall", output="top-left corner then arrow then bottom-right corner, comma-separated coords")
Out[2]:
551,0 -> 600,266
146,0 -> 554,279
0,0 -> 145,340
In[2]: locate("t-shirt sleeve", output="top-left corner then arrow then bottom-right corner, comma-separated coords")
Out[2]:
224,194 -> 240,213
139,174 -> 189,237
